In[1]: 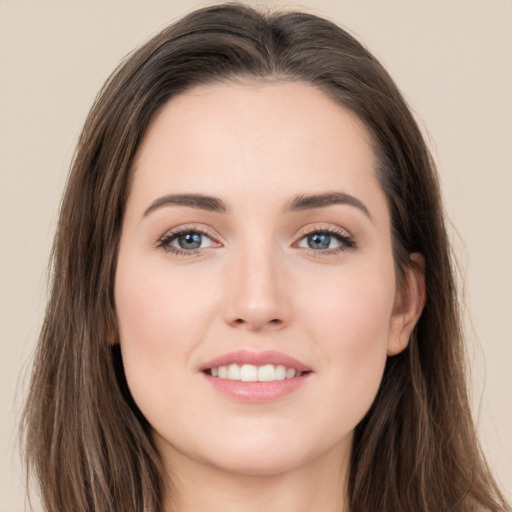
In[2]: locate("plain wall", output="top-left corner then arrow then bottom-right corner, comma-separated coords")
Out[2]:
1,0 -> 510,510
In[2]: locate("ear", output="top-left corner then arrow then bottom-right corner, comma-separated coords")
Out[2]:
387,253 -> 426,356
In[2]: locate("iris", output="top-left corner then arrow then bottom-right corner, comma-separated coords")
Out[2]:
308,233 -> 331,250
178,232 -> 202,250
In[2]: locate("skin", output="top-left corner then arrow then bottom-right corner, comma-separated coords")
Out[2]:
114,81 -> 425,512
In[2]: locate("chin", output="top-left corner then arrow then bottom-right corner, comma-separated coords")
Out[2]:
196,430 -> 343,478
204,449 -> 308,477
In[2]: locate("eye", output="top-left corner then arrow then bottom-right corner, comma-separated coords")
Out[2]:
156,227 -> 219,255
156,225 -> 354,256
296,228 -> 356,254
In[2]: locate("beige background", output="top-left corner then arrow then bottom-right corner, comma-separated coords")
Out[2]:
1,0 -> 510,510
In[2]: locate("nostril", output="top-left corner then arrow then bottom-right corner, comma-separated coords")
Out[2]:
230,318 -> 285,330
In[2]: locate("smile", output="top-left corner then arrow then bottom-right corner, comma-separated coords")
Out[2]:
206,363 -> 304,381
200,350 -> 313,402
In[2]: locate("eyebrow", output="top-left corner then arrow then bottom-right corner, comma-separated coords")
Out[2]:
143,193 -> 228,217
143,191 -> 371,219
284,192 -> 371,219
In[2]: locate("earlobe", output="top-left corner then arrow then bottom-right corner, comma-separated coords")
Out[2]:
387,253 -> 426,356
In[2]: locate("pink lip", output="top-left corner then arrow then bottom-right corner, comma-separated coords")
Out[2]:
199,350 -> 313,403
202,373 -> 312,403
199,349 -> 312,372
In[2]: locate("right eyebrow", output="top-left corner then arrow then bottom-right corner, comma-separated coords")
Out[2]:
143,193 -> 228,217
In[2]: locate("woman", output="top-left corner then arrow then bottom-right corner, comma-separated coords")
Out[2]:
21,3 -> 510,511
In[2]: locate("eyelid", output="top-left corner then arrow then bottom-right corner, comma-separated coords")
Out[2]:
160,223 -> 222,240
298,223 -> 352,238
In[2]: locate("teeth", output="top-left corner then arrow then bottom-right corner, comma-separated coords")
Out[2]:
227,364 -> 241,380
240,364 -> 258,381
209,363 -> 302,381
285,367 -> 296,379
258,364 -> 278,382
274,365 -> 286,380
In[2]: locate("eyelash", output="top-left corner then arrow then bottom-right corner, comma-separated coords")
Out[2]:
155,225 -> 357,257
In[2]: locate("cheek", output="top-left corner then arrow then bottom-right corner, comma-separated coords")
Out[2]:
113,254 -> 217,415
298,262 -> 395,416
115,254 -> 216,351
300,259 -> 395,344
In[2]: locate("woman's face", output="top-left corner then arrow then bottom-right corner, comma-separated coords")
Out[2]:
115,81 -> 421,477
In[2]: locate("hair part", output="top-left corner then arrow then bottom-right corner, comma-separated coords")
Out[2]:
22,3 -> 510,511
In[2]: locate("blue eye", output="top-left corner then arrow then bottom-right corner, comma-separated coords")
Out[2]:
157,229 -> 217,254
297,229 -> 355,253
157,226 -> 355,256
307,233 -> 332,250
176,232 -> 203,250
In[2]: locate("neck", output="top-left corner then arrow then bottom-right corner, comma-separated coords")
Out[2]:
161,442 -> 350,512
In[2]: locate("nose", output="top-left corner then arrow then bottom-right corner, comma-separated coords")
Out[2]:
222,243 -> 291,331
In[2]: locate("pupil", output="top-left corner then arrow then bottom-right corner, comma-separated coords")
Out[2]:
178,232 -> 202,249
308,233 -> 330,249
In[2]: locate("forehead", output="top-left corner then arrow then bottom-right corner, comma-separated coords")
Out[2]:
129,81 -> 386,220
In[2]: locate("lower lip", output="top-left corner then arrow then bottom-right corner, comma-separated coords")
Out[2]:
202,373 -> 311,403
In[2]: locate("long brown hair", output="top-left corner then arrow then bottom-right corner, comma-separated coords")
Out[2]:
22,4 -> 510,511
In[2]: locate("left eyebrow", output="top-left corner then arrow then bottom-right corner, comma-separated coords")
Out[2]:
142,191 -> 371,220
284,192 -> 371,220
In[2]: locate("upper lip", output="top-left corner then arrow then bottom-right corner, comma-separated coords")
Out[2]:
200,350 -> 312,373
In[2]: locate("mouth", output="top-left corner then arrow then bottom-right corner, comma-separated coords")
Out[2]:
200,350 -> 313,402
204,363 -> 309,382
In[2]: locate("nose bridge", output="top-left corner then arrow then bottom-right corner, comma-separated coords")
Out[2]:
223,231 -> 289,330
